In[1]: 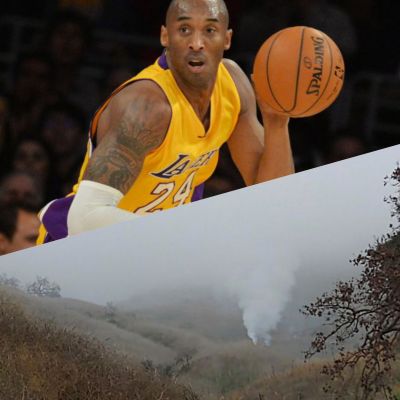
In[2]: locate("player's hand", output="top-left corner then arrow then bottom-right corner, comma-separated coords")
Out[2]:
250,74 -> 289,128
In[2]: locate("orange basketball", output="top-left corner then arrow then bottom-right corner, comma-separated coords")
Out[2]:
252,26 -> 345,117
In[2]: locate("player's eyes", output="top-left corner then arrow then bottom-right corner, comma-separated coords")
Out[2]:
178,25 -> 217,35
179,26 -> 190,34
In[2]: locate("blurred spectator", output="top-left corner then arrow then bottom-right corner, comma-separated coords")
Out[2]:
6,52 -> 54,150
11,137 -> 57,203
0,172 -> 44,210
322,133 -> 367,164
58,0 -> 104,20
0,201 -> 40,255
37,102 -> 87,197
45,9 -> 91,70
42,9 -> 100,116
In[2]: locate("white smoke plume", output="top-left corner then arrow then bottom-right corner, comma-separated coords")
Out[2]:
0,146 -> 397,347
222,247 -> 299,344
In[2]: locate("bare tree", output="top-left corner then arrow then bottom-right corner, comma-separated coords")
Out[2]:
0,273 -> 20,289
303,166 -> 400,400
26,276 -> 61,298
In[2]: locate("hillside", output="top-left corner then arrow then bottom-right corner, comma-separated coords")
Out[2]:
0,288 -> 198,400
0,283 -> 332,398
4,280 -> 400,399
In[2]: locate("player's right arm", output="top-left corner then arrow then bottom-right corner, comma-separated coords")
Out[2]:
67,80 -> 171,235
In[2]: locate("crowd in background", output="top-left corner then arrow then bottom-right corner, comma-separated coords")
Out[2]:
0,0 -> 399,253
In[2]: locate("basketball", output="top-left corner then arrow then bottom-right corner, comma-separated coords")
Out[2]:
252,26 -> 345,118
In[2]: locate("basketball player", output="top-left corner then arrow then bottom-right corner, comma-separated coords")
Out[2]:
37,0 -> 294,244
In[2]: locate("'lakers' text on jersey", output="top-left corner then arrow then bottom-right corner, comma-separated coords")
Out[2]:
75,53 -> 241,214
37,53 -> 240,244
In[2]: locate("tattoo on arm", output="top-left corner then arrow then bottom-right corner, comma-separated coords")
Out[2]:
84,97 -> 168,194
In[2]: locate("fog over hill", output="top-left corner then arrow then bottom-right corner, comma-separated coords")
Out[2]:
0,145 -> 398,346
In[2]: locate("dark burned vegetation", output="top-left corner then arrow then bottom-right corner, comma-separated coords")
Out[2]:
303,166 -> 400,399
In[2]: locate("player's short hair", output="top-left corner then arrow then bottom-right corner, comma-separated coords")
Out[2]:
165,0 -> 229,28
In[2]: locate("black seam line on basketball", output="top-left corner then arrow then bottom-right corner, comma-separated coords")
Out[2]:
286,26 -> 306,112
266,31 -> 286,113
267,28 -> 305,113
292,31 -> 334,117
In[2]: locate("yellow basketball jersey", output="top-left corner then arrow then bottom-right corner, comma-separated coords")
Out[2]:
74,56 -> 241,214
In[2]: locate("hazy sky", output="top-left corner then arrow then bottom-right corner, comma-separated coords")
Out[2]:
0,145 -> 398,343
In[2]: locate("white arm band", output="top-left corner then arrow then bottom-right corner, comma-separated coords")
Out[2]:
67,180 -> 139,235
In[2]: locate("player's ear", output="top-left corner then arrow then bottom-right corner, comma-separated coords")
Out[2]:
160,25 -> 169,48
224,29 -> 232,50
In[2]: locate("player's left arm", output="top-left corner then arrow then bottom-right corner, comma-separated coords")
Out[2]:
223,59 -> 294,186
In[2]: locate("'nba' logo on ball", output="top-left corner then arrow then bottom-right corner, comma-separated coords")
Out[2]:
303,57 -> 312,69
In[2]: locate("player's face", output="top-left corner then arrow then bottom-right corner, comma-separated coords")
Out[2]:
161,0 -> 232,90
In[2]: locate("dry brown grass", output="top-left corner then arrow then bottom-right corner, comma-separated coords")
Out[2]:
0,290 -> 199,400
225,359 -> 400,400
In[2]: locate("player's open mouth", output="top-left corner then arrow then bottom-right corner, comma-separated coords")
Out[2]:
188,60 -> 205,73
